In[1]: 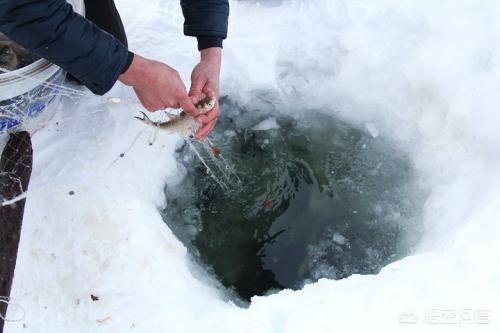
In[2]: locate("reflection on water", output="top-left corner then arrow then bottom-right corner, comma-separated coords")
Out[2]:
163,96 -> 424,302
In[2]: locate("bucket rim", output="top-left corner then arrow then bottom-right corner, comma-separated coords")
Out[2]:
0,59 -> 54,84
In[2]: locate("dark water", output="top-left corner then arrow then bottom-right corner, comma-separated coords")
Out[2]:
162,96 -> 423,302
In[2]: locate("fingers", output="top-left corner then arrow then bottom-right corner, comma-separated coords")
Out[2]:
202,86 -> 217,97
136,90 -> 164,112
177,93 -> 197,117
189,78 -> 205,104
194,101 -> 219,138
195,119 -> 217,140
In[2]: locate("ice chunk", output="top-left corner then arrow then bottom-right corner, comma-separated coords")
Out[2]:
365,123 -> 380,138
332,232 -> 347,245
224,129 -> 236,137
252,117 -> 280,131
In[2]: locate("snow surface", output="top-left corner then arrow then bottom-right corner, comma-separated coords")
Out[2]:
5,0 -> 500,332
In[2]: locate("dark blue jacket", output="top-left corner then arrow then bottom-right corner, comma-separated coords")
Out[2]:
0,0 -> 229,95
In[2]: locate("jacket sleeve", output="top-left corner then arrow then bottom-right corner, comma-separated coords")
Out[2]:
180,0 -> 229,50
0,0 -> 130,95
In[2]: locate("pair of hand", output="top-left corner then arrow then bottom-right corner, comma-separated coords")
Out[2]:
119,48 -> 222,139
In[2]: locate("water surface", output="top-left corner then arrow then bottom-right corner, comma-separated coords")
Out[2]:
163,96 -> 423,302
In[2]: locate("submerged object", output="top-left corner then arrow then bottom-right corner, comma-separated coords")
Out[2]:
263,199 -> 273,207
211,146 -> 221,156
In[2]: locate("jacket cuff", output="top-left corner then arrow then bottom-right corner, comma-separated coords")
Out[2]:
121,51 -> 135,74
196,36 -> 223,51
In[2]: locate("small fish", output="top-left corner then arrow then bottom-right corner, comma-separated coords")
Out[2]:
135,96 -> 216,135
195,95 -> 216,113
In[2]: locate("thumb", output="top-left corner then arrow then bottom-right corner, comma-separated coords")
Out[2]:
179,94 -> 198,117
202,86 -> 216,97
189,78 -> 206,104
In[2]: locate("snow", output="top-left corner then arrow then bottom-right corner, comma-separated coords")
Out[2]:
5,0 -> 500,332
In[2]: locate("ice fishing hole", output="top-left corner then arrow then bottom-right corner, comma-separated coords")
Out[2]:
162,96 -> 424,303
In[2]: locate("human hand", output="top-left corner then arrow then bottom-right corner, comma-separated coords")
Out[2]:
189,47 -> 222,139
118,53 -> 198,117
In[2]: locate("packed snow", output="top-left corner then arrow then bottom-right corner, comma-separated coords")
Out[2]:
5,0 -> 500,332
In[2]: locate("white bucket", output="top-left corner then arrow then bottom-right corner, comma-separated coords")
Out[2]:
0,0 -> 85,151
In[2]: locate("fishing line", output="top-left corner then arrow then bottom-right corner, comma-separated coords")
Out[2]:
187,140 -> 230,191
205,137 -> 242,184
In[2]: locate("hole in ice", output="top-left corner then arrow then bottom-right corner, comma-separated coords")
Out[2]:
162,96 -> 424,303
